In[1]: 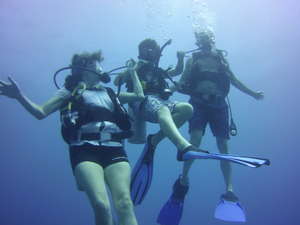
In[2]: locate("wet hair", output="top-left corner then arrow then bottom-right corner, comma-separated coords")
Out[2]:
64,51 -> 104,91
138,39 -> 161,61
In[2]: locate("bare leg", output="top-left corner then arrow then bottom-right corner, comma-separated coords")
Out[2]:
151,102 -> 193,149
74,162 -> 113,225
105,162 -> 138,225
180,129 -> 204,185
216,137 -> 233,192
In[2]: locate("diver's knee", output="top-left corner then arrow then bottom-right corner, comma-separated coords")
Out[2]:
176,102 -> 194,119
91,198 -> 111,216
157,106 -> 172,122
114,194 -> 133,213
217,138 -> 228,153
88,192 -> 111,215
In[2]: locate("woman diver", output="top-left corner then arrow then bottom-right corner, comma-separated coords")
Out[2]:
0,51 -> 144,225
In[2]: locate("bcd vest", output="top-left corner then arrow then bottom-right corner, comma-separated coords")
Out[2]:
60,87 -> 132,144
188,50 -> 231,97
126,63 -> 170,98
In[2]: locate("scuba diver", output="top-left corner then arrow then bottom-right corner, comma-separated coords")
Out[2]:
113,38 -> 270,216
0,51 -> 144,225
157,30 -> 265,224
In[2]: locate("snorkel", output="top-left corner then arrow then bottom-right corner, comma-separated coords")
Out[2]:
157,39 -> 178,85
156,39 -> 174,100
155,39 -> 172,67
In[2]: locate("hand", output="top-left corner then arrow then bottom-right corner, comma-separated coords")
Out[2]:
253,91 -> 264,100
177,51 -> 186,60
126,58 -> 136,68
126,59 -> 138,73
136,59 -> 150,68
0,76 -> 22,99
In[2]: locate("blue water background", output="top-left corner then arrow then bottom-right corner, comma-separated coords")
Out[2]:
0,0 -> 299,224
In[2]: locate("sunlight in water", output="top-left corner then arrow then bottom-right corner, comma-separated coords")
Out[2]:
140,0 -> 217,40
143,0 -> 175,41
190,0 -> 216,34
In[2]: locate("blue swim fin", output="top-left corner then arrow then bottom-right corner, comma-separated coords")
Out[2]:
180,147 -> 270,168
214,192 -> 246,222
157,177 -> 189,225
130,135 -> 155,205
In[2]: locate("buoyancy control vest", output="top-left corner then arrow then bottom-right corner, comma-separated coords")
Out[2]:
187,49 -> 231,97
60,86 -> 132,145
126,62 -> 171,99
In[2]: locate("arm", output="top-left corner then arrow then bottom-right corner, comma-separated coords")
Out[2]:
179,57 -> 193,86
228,70 -> 264,100
118,60 -> 145,104
167,51 -> 186,77
169,57 -> 193,93
113,70 -> 128,87
0,77 -> 68,120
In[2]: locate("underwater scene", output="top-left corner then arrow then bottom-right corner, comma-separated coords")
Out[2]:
0,0 -> 299,225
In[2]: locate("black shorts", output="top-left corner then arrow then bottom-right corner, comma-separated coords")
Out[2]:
69,144 -> 129,172
189,98 -> 229,139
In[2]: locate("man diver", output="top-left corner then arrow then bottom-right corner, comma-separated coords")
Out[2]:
158,30 -> 264,224
114,38 -> 269,217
